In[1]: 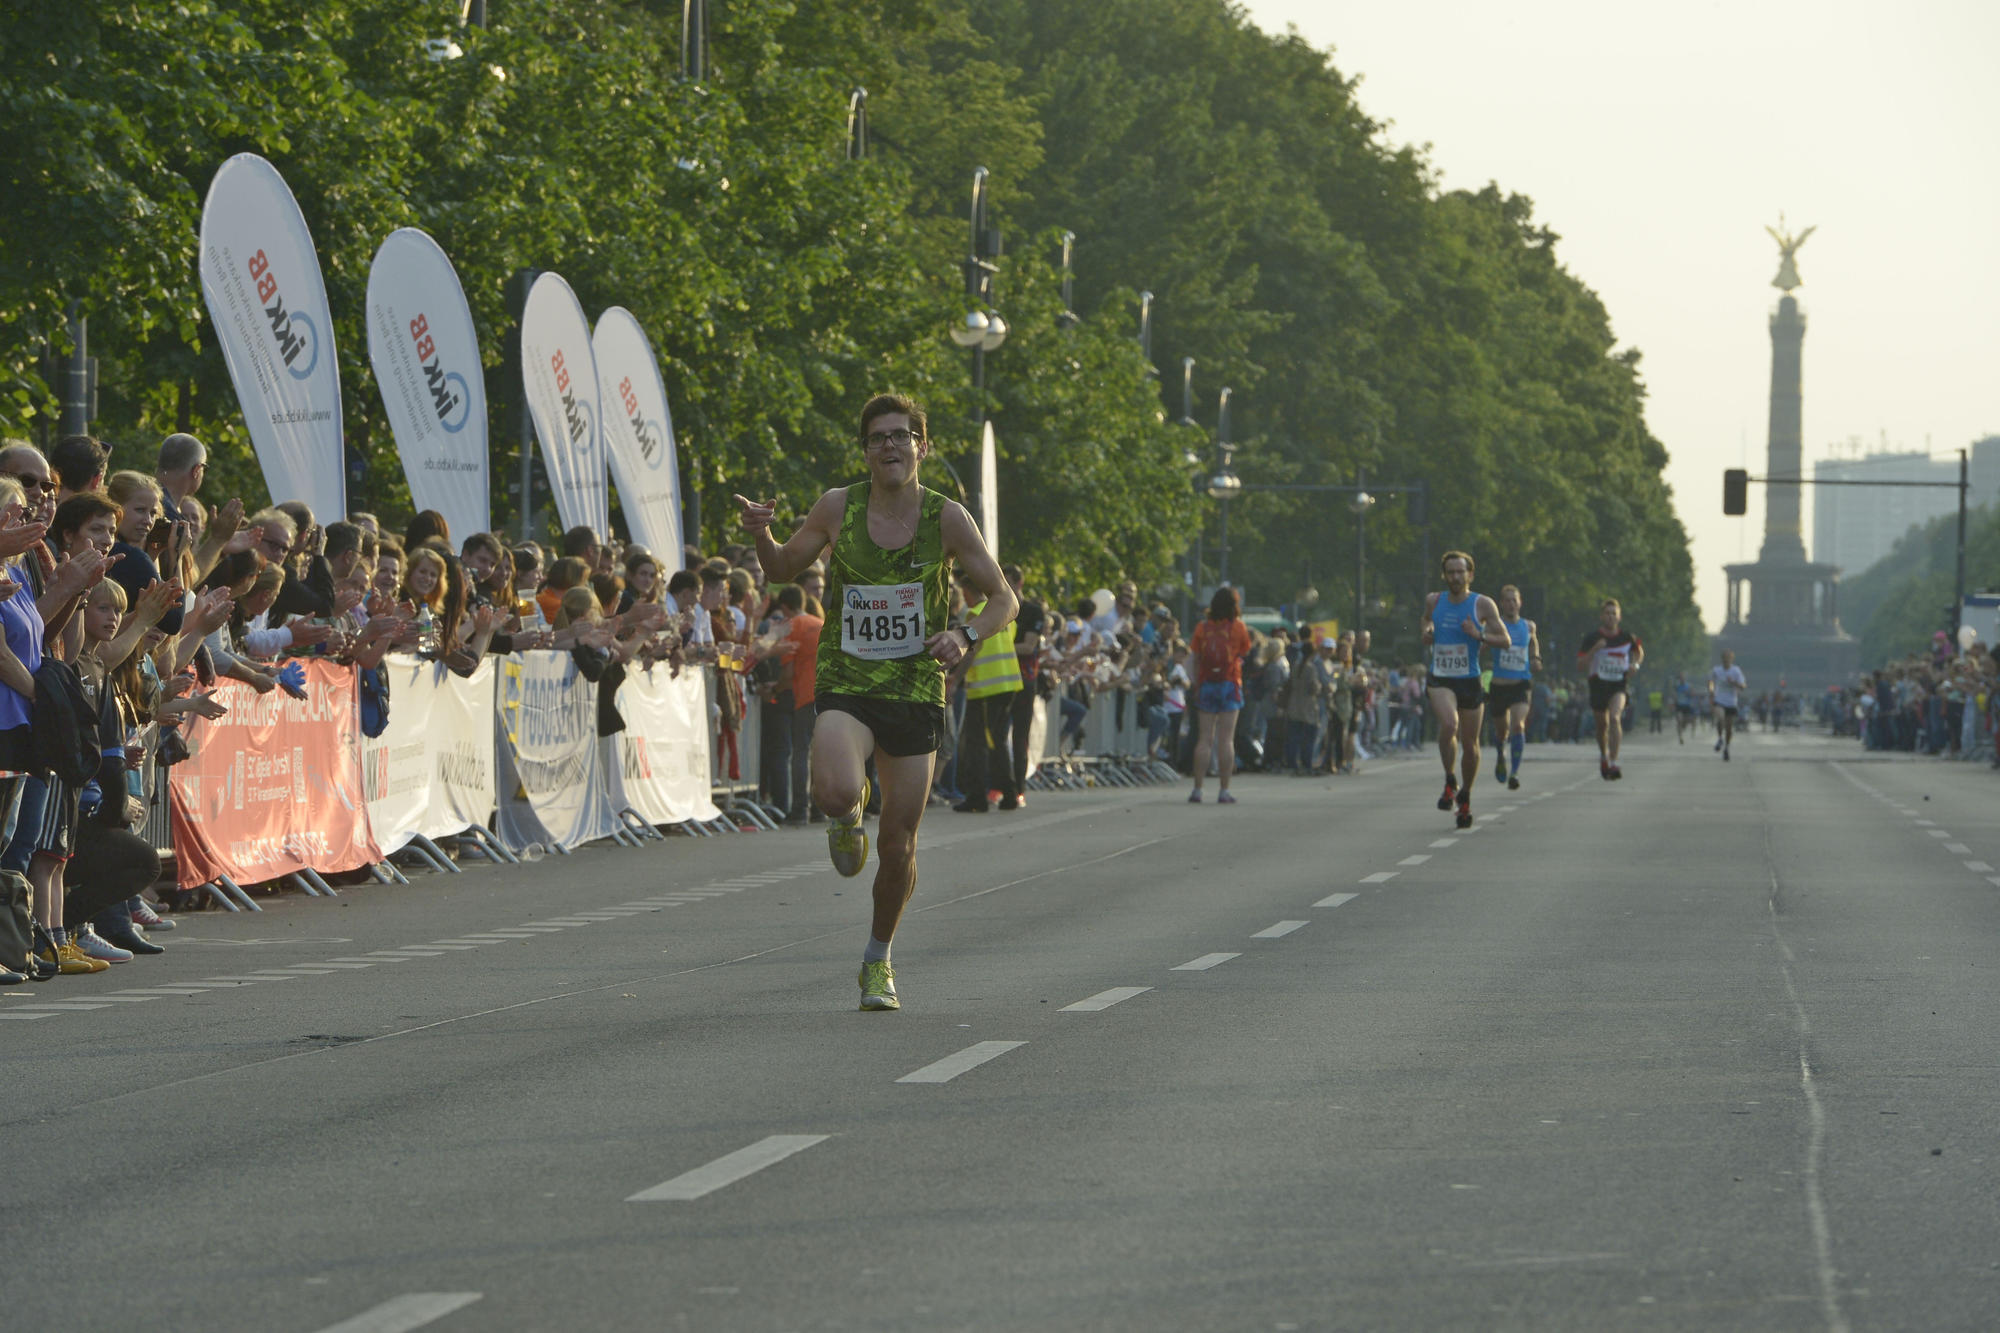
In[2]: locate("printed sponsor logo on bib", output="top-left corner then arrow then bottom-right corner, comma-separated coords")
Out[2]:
841,582 -> 926,660
1498,645 -> 1530,673
1432,643 -> 1471,677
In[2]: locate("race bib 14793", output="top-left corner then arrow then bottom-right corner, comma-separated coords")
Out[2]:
841,582 -> 926,660
1432,643 -> 1471,677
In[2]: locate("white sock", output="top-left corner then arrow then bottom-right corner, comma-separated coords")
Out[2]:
863,936 -> 891,964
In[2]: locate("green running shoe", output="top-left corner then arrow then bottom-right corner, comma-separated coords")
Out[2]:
827,778 -> 870,878
857,959 -> 899,1011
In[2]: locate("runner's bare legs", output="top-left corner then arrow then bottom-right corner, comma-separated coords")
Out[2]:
1596,692 -> 1627,764
810,710 -> 932,945
1428,687 -> 1462,783
867,750 -> 933,942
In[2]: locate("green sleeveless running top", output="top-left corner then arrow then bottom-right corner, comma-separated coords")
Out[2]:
815,481 -> 952,706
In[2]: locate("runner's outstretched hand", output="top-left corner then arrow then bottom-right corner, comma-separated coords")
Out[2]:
733,494 -> 776,534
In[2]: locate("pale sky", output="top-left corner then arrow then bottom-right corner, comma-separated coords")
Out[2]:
1238,0 -> 2000,630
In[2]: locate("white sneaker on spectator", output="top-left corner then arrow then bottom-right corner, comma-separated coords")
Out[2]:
76,924 -> 134,964
132,901 -> 176,931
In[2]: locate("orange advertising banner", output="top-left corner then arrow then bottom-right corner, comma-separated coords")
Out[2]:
167,659 -> 381,890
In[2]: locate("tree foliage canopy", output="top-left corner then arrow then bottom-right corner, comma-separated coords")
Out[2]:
3,0 -> 1700,659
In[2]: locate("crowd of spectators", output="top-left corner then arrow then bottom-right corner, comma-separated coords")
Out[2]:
0,428 -> 775,985
1839,636 -> 2000,761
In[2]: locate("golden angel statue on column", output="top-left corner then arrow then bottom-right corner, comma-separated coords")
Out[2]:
1766,216 -> 1816,293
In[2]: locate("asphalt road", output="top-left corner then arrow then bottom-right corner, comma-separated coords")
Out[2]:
6,723 -> 1998,1332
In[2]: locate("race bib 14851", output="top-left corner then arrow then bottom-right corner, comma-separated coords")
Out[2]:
841,582 -> 926,660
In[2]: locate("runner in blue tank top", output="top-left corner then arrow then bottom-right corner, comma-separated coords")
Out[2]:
1422,550 -> 1513,828
1486,584 -> 1540,791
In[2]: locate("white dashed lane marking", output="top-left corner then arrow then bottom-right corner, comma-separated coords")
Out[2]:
1061,987 -> 1151,1013
1172,952 -> 1239,972
1429,838 -> 1458,848
1312,893 -> 1358,908
308,1291 -> 483,1333
1360,871 -> 1399,884
896,1041 -> 1027,1084
1398,854 -> 1432,866
1253,921 -> 1308,939
1945,844 -> 1971,854
1967,862 -> 1994,873
628,1135 -> 830,1202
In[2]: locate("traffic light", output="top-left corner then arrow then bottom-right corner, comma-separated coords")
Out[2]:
1723,468 -> 1749,516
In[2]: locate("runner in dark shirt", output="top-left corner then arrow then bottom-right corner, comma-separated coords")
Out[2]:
1576,598 -> 1643,780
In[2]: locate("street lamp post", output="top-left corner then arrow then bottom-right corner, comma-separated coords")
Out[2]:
949,167 -> 1006,515
1207,386 -> 1240,587
1350,469 -> 1377,636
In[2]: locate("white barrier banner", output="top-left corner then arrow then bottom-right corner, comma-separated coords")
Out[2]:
609,664 -> 720,826
520,272 -> 608,535
367,229 -> 489,539
198,153 -> 345,516
980,418 -> 999,558
362,654 -> 497,855
494,651 -> 619,852
593,307 -> 683,568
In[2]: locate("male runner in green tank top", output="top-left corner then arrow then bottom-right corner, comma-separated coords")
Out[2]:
735,394 -> 1016,1011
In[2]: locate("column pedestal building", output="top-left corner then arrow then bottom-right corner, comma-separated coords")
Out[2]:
1715,223 -> 1857,687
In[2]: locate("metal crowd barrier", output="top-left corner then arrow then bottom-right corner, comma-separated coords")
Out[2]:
1024,689 -> 1179,793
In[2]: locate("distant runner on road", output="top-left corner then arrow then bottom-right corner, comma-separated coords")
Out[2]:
736,393 -> 1016,1012
1486,584 -> 1540,792
1423,551 -> 1513,828
1673,672 -> 1698,744
1709,650 -> 1748,762
1577,598 -> 1643,780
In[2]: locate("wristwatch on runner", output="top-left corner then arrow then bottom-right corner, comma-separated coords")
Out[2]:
960,623 -> 981,647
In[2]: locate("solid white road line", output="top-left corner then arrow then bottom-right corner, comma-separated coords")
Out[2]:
1253,921 -> 1308,939
1312,892 -> 1358,908
628,1135 -> 830,1202
1172,953 -> 1239,972
896,1041 -> 1027,1084
1398,854 -> 1432,866
1360,871 -> 1399,884
310,1291 -> 483,1333
1061,987 -> 1151,1013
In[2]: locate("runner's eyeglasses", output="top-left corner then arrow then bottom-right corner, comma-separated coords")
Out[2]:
864,429 -> 919,451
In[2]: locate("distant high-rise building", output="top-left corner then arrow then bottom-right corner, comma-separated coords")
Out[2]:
1813,438 -> 2000,576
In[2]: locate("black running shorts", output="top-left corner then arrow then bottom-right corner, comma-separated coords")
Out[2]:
818,692 -> 946,758
1488,680 -> 1531,713
1588,677 -> 1629,712
1430,676 -> 1487,711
